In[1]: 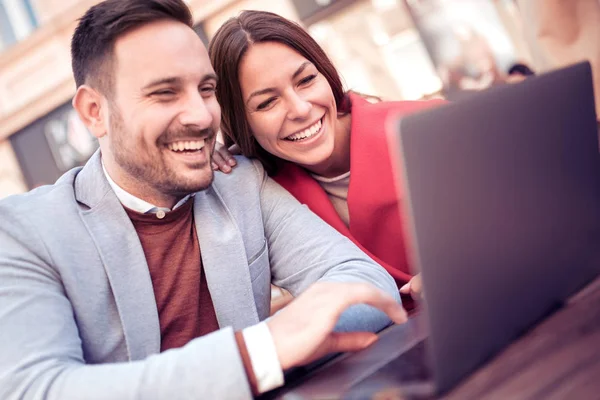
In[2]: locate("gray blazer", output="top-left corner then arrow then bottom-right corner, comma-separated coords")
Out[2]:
0,152 -> 399,400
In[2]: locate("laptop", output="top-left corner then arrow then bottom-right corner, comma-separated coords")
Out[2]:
265,62 -> 600,399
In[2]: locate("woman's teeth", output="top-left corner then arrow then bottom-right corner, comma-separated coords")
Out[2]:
167,139 -> 205,152
285,119 -> 322,141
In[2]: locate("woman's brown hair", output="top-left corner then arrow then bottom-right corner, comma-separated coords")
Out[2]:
209,10 -> 350,175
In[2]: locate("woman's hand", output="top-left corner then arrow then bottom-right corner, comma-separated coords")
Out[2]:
270,285 -> 294,316
400,274 -> 422,300
211,142 -> 240,173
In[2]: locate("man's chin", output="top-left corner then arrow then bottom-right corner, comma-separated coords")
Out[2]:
166,169 -> 214,196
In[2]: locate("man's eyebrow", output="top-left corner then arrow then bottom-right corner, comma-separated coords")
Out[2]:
142,77 -> 181,91
246,62 -> 313,105
143,73 -> 218,91
202,73 -> 218,83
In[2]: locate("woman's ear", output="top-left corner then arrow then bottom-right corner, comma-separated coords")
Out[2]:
72,85 -> 107,139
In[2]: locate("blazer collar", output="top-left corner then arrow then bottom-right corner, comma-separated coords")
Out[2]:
74,150 -> 161,359
74,150 -> 113,209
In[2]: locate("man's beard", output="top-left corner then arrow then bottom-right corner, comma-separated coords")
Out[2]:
108,105 -> 215,198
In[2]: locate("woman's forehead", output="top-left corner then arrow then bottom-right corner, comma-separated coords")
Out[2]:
239,42 -> 315,85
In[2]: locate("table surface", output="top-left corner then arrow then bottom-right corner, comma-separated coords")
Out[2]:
270,276 -> 600,399
443,275 -> 600,400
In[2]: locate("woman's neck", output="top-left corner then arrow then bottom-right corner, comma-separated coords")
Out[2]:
304,113 -> 352,178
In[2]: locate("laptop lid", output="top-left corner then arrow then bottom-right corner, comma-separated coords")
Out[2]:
390,62 -> 600,394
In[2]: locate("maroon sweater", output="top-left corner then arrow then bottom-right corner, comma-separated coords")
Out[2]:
125,199 -> 259,393
125,199 -> 219,351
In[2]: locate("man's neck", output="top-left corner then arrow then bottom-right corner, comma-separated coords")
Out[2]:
101,160 -> 183,210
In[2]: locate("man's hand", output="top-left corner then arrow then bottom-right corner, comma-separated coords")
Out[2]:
400,274 -> 423,300
266,282 -> 407,370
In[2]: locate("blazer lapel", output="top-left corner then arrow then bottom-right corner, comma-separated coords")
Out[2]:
75,152 -> 160,360
193,188 -> 259,330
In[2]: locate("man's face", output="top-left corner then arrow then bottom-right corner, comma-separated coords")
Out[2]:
101,20 -> 220,204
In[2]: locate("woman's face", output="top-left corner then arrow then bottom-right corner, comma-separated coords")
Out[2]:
238,41 -> 338,169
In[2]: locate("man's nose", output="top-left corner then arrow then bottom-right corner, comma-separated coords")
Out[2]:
179,92 -> 214,128
286,92 -> 312,121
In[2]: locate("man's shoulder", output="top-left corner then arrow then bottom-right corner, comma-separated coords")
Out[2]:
208,156 -> 288,215
211,156 -> 265,190
0,169 -> 80,224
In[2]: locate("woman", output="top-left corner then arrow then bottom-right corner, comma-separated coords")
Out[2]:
209,10 -> 443,310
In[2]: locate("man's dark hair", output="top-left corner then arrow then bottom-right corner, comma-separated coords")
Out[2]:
508,63 -> 536,77
71,0 -> 193,95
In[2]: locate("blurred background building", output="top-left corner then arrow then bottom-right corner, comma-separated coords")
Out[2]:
0,0 -> 597,199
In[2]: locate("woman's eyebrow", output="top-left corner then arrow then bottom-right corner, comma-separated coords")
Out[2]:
247,87 -> 276,105
292,61 -> 312,79
246,62 -> 313,105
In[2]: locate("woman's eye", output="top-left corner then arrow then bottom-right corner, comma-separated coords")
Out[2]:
299,74 -> 317,85
257,98 -> 276,110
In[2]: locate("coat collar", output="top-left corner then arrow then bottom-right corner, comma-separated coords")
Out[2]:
274,94 -> 444,283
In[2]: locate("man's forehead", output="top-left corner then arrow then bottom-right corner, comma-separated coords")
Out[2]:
112,20 -> 213,85
115,19 -> 200,45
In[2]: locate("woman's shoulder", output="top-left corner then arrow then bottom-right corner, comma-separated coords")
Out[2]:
351,92 -> 445,114
348,94 -> 447,139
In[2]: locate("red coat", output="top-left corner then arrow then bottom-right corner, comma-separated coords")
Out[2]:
274,93 -> 444,290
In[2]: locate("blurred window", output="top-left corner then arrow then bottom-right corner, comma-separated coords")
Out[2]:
0,0 -> 38,52
306,0 -> 442,100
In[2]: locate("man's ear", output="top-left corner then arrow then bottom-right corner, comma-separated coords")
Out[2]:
72,85 -> 107,139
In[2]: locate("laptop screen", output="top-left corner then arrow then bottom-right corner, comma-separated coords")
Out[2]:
390,62 -> 600,393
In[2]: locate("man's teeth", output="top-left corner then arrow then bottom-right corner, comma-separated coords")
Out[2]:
167,139 -> 205,152
286,119 -> 322,141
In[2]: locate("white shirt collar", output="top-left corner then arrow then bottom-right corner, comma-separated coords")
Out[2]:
101,161 -> 192,214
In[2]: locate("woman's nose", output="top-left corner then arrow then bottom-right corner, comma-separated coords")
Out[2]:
286,92 -> 312,120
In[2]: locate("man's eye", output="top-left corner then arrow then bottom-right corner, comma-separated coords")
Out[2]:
200,86 -> 216,94
152,90 -> 174,96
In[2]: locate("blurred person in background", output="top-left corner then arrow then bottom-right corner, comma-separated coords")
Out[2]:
516,0 -> 600,116
209,10 -> 446,310
435,25 -> 505,100
447,26 -> 504,92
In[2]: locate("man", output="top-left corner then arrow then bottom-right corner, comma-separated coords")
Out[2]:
0,0 -> 405,399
